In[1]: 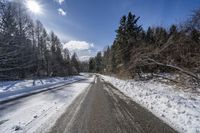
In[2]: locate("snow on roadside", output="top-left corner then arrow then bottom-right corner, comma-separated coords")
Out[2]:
0,76 -> 84,93
0,75 -> 94,133
101,75 -> 200,133
0,76 -> 85,102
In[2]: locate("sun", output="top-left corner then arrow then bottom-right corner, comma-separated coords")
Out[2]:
26,0 -> 42,14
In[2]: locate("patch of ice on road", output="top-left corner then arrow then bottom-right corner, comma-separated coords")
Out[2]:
102,75 -> 200,133
0,76 -> 94,133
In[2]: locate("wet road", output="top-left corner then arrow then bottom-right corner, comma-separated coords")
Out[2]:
49,76 -> 177,133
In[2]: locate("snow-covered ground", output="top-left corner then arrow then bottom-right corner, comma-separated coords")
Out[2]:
0,75 -> 85,102
0,75 -> 94,133
101,75 -> 200,133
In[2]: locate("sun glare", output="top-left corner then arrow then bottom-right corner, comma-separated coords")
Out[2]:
26,0 -> 42,14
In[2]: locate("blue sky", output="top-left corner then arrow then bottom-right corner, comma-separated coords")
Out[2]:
29,0 -> 200,60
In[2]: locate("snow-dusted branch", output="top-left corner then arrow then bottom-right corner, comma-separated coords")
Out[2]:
143,58 -> 200,83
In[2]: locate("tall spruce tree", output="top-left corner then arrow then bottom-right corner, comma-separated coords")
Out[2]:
95,52 -> 102,72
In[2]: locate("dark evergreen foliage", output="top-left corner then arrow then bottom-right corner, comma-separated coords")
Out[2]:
90,11 -> 200,78
0,1 -> 79,80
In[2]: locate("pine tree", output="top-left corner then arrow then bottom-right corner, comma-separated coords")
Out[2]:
124,12 -> 142,64
169,25 -> 178,36
89,58 -> 96,72
0,1 -> 79,79
95,52 -> 102,72
0,1 -> 19,79
102,46 -> 111,73
114,12 -> 142,66
146,27 -> 154,43
126,12 -> 142,41
71,53 -> 80,74
115,15 -> 127,65
50,32 -> 63,76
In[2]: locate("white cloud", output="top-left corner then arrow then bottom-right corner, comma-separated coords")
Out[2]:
54,0 -> 65,5
58,8 -> 66,16
63,41 -> 97,61
79,56 -> 93,61
63,41 -> 94,51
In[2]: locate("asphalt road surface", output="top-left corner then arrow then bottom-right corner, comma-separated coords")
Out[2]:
49,75 -> 177,133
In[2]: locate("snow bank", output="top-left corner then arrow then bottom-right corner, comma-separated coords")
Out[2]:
0,76 -> 94,133
0,76 -> 85,102
102,75 -> 200,133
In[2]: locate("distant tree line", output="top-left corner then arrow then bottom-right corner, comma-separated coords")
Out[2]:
0,1 -> 80,80
89,10 -> 200,82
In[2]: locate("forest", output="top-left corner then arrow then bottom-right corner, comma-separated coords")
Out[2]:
0,0 -> 80,80
89,10 -> 200,87
1,0 -> 200,87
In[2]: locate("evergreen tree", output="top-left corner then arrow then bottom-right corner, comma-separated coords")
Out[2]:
126,12 -> 142,41
89,58 -> 96,72
0,0 -> 80,79
114,12 -> 142,66
115,15 -> 127,65
95,52 -> 102,72
71,53 -> 80,74
169,25 -> 178,36
145,27 -> 154,43
124,12 -> 142,64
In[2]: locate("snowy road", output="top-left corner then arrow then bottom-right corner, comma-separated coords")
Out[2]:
0,75 -> 94,133
49,76 -> 176,133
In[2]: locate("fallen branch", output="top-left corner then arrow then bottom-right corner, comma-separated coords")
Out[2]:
152,73 -> 180,83
144,58 -> 200,83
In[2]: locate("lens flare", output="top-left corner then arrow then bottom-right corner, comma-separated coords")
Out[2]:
26,0 -> 42,14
